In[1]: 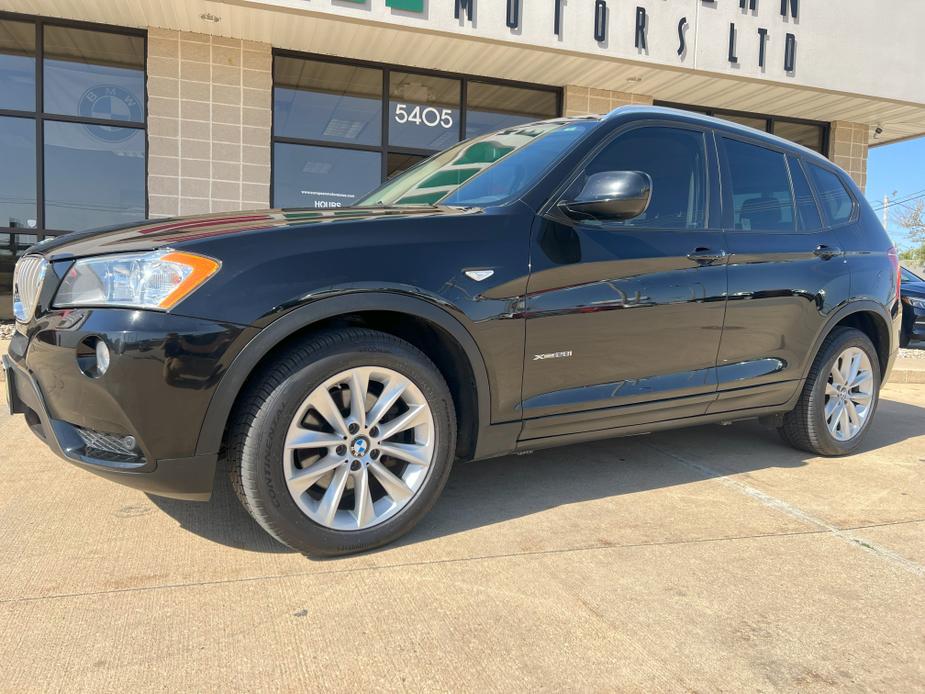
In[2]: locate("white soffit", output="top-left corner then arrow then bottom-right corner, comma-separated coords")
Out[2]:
4,0 -> 925,145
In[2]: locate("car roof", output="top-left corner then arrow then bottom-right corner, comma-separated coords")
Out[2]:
592,105 -> 834,167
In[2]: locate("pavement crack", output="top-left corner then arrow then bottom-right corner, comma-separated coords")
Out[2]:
644,441 -> 925,579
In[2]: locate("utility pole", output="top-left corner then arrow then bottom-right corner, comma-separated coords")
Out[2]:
883,195 -> 889,230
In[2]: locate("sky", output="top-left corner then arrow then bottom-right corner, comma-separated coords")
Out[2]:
866,136 -> 925,248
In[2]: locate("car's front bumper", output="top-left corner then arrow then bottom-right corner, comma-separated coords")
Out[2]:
4,309 -> 257,500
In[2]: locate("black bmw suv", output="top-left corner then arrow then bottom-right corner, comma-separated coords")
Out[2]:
4,107 -> 900,555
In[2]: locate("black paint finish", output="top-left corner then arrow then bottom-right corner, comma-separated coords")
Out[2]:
7,107 -> 899,499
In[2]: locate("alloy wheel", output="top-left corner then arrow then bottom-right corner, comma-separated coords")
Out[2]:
824,347 -> 874,442
283,366 -> 436,531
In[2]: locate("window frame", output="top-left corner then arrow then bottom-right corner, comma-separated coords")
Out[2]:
802,159 -> 861,230
0,11 -> 148,243
655,100 -> 830,156
270,49 -> 562,208
544,120 -> 718,232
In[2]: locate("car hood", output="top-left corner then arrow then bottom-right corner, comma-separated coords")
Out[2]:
902,281 -> 925,298
28,206 -> 475,261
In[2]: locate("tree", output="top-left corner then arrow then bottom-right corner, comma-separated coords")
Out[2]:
896,200 -> 925,264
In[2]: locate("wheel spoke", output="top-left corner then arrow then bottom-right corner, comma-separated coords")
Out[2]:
369,460 -> 413,502
366,378 -> 407,429
316,464 -> 350,526
825,382 -> 838,397
851,371 -> 873,389
286,429 -> 345,450
846,353 -> 862,386
349,370 -> 369,429
838,403 -> 851,438
825,398 -> 841,422
288,455 -> 344,495
378,404 -> 427,441
310,389 -> 350,438
851,391 -> 873,405
379,442 -> 432,467
353,467 -> 376,528
830,362 -> 847,386
845,399 -> 861,431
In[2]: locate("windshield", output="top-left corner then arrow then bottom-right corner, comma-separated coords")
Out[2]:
356,120 -> 596,208
902,267 -> 923,283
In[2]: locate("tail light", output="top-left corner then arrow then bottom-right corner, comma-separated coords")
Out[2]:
887,246 -> 901,304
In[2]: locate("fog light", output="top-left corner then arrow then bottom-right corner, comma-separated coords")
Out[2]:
96,339 -> 111,375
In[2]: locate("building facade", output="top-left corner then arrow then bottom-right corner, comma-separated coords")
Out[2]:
2,0 -> 924,317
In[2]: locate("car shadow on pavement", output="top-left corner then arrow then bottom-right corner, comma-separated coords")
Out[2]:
147,394 -> 925,555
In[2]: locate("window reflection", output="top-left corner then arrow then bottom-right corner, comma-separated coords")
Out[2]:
387,152 -> 426,179
773,120 -> 825,153
0,116 -> 37,228
465,82 -> 557,138
274,143 -> 381,209
44,121 -> 145,230
43,26 -> 144,122
274,57 -> 383,146
0,19 -> 35,111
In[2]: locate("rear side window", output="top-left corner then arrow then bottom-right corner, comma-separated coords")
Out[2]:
722,138 -> 795,232
807,164 -> 855,226
579,126 -> 707,229
787,156 -> 823,232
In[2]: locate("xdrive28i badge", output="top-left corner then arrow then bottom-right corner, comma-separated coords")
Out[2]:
79,86 -> 143,142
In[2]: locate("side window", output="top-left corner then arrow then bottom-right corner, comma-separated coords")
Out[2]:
722,138 -> 795,232
577,126 -> 707,229
807,164 -> 855,226
788,156 -> 823,232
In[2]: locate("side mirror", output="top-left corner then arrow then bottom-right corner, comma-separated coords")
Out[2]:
558,171 -> 652,222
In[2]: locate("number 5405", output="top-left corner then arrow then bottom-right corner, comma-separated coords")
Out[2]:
394,103 -> 454,128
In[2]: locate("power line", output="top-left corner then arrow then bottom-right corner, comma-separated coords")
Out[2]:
874,190 -> 925,211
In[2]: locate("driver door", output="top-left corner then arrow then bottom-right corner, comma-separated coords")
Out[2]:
520,123 -> 728,439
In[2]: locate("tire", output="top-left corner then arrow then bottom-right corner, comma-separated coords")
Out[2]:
778,327 -> 881,456
225,328 -> 456,556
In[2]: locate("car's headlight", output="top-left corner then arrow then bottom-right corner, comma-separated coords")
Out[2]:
54,250 -> 220,310
907,296 -> 925,309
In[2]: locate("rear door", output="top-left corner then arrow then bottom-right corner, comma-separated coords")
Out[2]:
520,123 -> 728,439
712,136 -> 850,413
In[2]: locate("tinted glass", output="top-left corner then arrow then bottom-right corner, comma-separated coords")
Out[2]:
274,57 -> 382,146
787,156 -> 823,232
465,82 -> 558,138
44,121 -> 145,230
0,231 -> 39,320
43,26 -> 145,122
387,152 -> 426,178
578,126 -> 706,229
807,164 -> 854,226
0,116 -> 37,229
723,138 -> 795,232
274,143 -> 381,209
901,267 -> 922,283
773,120 -> 825,153
388,72 -> 460,151
0,20 -> 35,111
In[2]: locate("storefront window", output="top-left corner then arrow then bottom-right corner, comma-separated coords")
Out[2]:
42,26 -> 144,122
465,81 -> 558,137
270,52 -> 561,209
274,57 -> 382,147
274,143 -> 382,209
773,120 -> 825,154
657,102 -> 828,156
388,72 -> 460,151
0,116 -> 37,229
0,19 -> 36,111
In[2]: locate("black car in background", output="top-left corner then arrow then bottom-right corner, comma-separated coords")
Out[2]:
900,266 -> 925,346
4,107 -> 901,555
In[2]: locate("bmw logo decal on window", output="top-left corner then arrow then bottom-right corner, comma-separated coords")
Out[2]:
79,86 -> 143,142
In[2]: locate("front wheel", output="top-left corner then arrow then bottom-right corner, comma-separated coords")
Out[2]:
778,327 -> 881,456
226,328 -> 456,556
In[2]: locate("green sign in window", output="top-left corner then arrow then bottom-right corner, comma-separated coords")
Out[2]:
386,0 -> 425,12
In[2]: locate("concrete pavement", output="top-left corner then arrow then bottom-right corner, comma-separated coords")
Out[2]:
1,385 -> 924,692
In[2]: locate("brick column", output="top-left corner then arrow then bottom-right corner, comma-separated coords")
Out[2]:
146,28 -> 272,218
564,85 -> 653,117
828,121 -> 870,192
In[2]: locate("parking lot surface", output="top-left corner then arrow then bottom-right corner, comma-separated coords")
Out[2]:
1,383 -> 924,692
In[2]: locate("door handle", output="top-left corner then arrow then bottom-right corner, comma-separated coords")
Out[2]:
813,244 -> 843,260
687,247 -> 729,264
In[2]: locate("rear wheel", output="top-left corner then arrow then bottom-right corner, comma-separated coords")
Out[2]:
226,328 -> 456,556
778,327 -> 880,456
